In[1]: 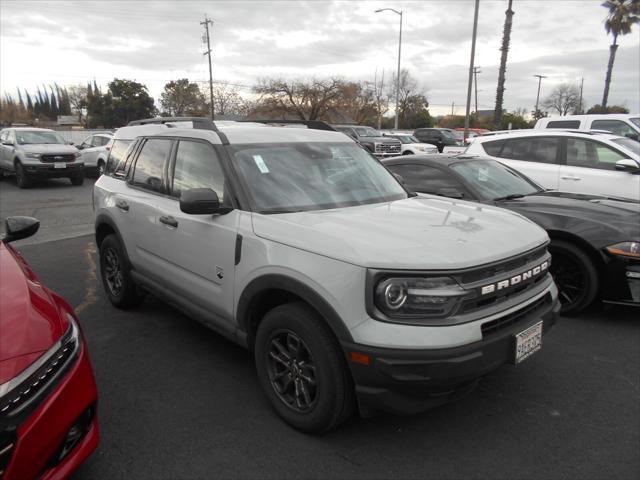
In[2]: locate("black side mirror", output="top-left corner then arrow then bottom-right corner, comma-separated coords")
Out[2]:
3,216 -> 39,243
180,188 -> 231,215
437,187 -> 464,199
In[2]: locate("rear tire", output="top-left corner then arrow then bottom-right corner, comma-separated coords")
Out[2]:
70,174 -> 84,186
99,234 -> 144,309
97,160 -> 105,177
254,302 -> 354,432
548,240 -> 599,315
15,162 -> 31,189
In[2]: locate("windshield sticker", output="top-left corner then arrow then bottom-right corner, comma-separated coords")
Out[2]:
478,167 -> 489,182
253,155 -> 270,173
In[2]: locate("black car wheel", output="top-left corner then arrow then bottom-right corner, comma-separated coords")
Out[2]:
255,302 -> 354,432
99,234 -> 144,309
70,174 -> 84,186
97,161 -> 105,176
14,162 -> 32,189
548,240 -> 599,315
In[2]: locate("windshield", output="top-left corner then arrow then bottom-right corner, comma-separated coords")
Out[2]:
613,137 -> 640,154
630,117 -> 640,128
394,135 -> 419,144
353,127 -> 381,137
450,159 -> 542,200
15,131 -> 65,145
231,142 -> 407,213
440,130 -> 459,139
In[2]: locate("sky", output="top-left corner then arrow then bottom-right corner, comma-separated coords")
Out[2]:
1,0 -> 639,117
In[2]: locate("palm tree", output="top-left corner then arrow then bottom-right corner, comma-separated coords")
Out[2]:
494,0 -> 514,129
601,0 -> 640,109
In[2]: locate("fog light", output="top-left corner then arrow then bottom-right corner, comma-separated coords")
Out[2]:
46,406 -> 94,468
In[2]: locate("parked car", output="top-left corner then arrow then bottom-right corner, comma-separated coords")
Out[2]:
94,117 -> 558,432
76,132 -> 113,177
331,124 -> 401,157
465,130 -> 640,201
384,154 -> 640,314
0,216 -> 99,479
534,114 -> 639,140
0,128 -> 84,188
455,128 -> 490,144
413,128 -> 464,152
382,133 -> 438,154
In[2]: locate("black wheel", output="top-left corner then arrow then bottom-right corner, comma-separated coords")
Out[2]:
402,150 -> 414,155
14,162 -> 31,189
99,234 -> 143,309
255,302 -> 354,432
70,174 -> 84,186
0,168 -> 4,181
548,240 -> 599,315
436,143 -> 444,153
97,160 -> 105,177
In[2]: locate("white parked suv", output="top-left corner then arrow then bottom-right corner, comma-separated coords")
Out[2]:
466,130 -> 640,201
93,117 -> 559,432
534,113 -> 639,140
382,133 -> 438,154
76,132 -> 113,176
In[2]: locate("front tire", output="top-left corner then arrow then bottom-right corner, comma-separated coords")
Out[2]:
99,234 -> 144,309
255,302 -> 354,432
15,162 -> 32,189
70,174 -> 84,186
97,160 -> 105,177
548,240 -> 599,315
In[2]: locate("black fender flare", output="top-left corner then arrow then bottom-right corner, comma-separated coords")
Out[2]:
237,274 -> 354,344
94,212 -> 132,267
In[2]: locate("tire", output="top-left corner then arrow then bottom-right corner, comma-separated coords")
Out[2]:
14,162 -> 31,189
70,174 -> 84,186
436,144 -> 444,153
99,234 -> 144,309
548,240 -> 599,315
0,168 -> 4,181
254,302 -> 354,432
97,160 -> 105,177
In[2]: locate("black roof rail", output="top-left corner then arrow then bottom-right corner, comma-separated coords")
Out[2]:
127,117 -> 219,132
240,119 -> 337,131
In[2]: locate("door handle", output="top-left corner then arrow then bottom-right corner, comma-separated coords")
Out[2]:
159,215 -> 178,228
115,200 -> 129,211
560,175 -> 581,180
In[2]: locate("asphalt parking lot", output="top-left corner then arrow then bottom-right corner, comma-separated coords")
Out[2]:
3,179 -> 640,479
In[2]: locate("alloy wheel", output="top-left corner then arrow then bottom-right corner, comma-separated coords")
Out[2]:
103,247 -> 124,297
550,252 -> 587,308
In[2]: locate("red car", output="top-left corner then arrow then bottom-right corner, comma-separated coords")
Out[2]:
0,216 -> 98,480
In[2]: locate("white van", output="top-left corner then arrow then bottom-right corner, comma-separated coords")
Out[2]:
534,114 -> 639,140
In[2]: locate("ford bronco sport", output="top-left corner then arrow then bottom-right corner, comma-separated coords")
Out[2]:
93,117 -> 559,432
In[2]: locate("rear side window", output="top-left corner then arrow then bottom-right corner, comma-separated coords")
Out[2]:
131,139 -> 172,192
105,139 -> 132,176
566,138 -> 628,170
494,137 -> 559,164
171,140 -> 226,202
546,120 -> 580,128
482,139 -> 506,156
591,120 -> 635,137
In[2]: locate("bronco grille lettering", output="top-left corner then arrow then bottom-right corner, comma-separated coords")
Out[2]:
480,261 -> 548,296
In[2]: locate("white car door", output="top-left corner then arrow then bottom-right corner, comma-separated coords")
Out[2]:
475,136 -> 561,190
152,139 -> 239,321
560,137 -> 640,201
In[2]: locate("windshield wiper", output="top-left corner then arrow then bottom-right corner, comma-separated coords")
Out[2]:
493,193 -> 525,201
258,208 -> 304,214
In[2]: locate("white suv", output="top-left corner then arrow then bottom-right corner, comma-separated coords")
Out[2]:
466,130 -> 640,201
93,117 -> 559,432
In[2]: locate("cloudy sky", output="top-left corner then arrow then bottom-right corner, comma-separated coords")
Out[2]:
1,0 -> 638,117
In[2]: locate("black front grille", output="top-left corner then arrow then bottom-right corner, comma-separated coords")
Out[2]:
376,143 -> 401,154
460,272 -> 550,313
0,334 -> 78,419
481,293 -> 551,338
461,245 -> 547,284
40,154 -> 76,163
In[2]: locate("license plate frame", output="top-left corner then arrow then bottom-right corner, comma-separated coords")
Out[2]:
54,162 -> 66,169
514,321 -> 543,364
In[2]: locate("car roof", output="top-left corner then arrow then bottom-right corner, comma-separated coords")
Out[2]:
382,153 -> 479,168
473,130 -> 624,142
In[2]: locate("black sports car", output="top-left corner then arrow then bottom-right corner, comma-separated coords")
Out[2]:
383,154 -> 640,314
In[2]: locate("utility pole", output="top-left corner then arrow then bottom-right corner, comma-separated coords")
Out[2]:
473,66 -> 482,122
451,101 -> 455,116
578,77 -> 584,114
201,15 -> 215,120
375,8 -> 403,130
463,0 -> 480,141
533,74 -> 547,117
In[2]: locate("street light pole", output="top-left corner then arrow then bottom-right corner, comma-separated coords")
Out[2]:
375,8 -> 403,130
533,74 -> 547,116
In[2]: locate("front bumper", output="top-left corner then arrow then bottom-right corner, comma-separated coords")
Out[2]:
342,293 -> 560,415
1,339 -> 98,480
21,162 -> 84,179
601,254 -> 640,306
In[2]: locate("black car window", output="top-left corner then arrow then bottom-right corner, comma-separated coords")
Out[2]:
482,139 -> 506,156
388,164 -> 465,196
591,120 -> 635,137
451,159 -> 541,200
131,139 -> 172,192
565,138 -> 628,171
498,137 -> 559,164
106,139 -> 133,176
546,120 -> 580,128
171,140 -> 226,202
94,136 -> 109,147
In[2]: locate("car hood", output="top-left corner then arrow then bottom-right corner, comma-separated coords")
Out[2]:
0,243 -> 67,383
499,191 -> 640,245
362,136 -> 400,144
19,144 -> 79,154
251,196 -> 548,269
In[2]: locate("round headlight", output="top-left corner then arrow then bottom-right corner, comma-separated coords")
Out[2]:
384,282 -> 407,309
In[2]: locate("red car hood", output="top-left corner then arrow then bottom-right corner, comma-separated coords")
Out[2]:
0,242 -> 67,384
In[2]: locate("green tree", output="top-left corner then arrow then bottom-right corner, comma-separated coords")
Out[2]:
587,104 -> 630,113
160,78 -> 206,116
494,0 -> 515,129
105,79 -> 156,126
601,0 -> 640,108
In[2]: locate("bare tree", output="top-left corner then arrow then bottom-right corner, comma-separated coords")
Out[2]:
542,83 -> 581,116
372,69 -> 389,129
67,85 -> 87,123
211,83 -> 247,116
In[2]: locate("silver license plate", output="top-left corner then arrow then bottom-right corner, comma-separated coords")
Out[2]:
514,322 -> 543,364
54,162 -> 66,169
